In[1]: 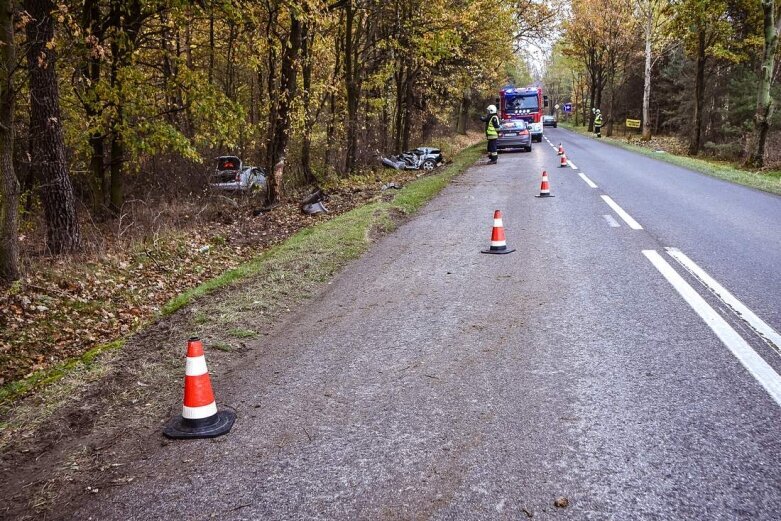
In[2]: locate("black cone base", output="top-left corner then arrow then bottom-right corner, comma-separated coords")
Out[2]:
163,409 -> 236,439
535,194 -> 555,198
481,247 -> 515,254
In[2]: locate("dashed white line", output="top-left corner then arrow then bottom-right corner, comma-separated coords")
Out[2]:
643,249 -> 781,408
601,195 -> 643,230
566,160 -> 578,170
603,214 -> 620,227
666,248 -> 781,356
578,172 -> 598,188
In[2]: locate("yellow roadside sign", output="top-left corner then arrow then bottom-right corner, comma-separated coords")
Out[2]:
625,119 -> 641,129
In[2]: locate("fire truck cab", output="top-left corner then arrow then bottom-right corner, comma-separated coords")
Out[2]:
499,86 -> 548,143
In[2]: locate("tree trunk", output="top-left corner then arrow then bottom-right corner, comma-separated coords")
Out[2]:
641,2 -> 653,141
393,64 -> 404,153
402,74 -> 414,151
208,9 -> 214,84
103,0 -> 142,214
746,0 -> 779,168
108,46 -> 124,213
343,0 -> 361,174
266,10 -> 302,206
689,28 -> 706,156
0,0 -> 19,282
25,0 -> 80,253
456,88 -> 470,135
300,19 -> 316,185
81,0 -> 105,212
587,79 -> 596,131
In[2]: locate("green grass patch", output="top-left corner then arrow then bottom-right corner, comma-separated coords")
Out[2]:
228,328 -> 258,339
559,122 -> 781,195
209,341 -> 234,352
0,340 -> 124,407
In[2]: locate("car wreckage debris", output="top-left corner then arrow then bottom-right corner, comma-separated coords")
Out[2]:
300,190 -> 329,215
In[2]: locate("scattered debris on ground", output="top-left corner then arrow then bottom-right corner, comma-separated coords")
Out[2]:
0,150 -> 471,391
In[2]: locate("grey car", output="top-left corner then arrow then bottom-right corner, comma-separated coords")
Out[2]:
210,156 -> 266,192
497,120 -> 532,152
381,147 -> 444,171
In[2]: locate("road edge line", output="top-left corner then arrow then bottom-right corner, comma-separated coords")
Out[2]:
643,249 -> 781,407
666,247 -> 781,356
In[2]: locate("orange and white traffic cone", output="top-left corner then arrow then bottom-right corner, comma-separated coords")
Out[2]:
535,170 -> 554,198
560,153 -> 568,168
558,144 -> 564,155
164,337 -> 235,439
481,210 -> 515,255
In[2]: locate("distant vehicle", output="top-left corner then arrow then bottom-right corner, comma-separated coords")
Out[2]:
543,115 -> 557,128
210,156 -> 266,192
499,86 -> 548,142
496,120 -> 532,152
380,147 -> 444,171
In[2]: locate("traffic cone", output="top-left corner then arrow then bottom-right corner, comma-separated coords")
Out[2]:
535,170 -> 555,198
481,210 -> 515,254
164,337 -> 236,439
557,144 -> 564,155
560,153 -> 568,168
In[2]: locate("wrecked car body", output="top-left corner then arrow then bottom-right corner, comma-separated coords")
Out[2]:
210,156 -> 267,192
380,147 -> 444,171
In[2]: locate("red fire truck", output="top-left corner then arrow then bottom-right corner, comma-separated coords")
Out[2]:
499,86 -> 548,143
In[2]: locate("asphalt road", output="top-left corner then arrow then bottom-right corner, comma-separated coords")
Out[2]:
77,128 -> 781,520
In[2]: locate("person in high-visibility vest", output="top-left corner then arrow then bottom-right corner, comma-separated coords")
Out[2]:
594,109 -> 603,138
481,104 -> 501,164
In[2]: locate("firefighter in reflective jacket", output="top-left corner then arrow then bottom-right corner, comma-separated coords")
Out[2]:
481,104 -> 501,164
594,109 -> 603,138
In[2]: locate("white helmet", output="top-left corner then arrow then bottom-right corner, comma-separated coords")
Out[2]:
487,104 -> 497,114
596,108 -> 601,114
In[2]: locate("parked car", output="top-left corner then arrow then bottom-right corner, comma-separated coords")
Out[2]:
543,115 -> 558,128
210,156 -> 266,192
380,147 -> 444,171
496,120 -> 532,152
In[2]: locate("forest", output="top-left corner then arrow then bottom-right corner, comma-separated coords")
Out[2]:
546,0 -> 781,170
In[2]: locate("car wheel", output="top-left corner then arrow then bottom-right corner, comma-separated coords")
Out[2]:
421,159 -> 436,171
526,146 -> 532,152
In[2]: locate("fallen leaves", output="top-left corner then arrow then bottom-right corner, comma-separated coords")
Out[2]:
0,171 -> 423,388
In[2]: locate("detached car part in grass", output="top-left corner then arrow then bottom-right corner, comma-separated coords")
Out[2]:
210,156 -> 267,192
380,147 -> 444,171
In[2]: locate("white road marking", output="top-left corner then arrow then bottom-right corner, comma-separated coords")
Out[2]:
601,195 -> 643,230
666,248 -> 781,356
603,214 -> 620,227
567,160 -> 578,170
643,249 -> 781,407
579,172 -> 598,188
